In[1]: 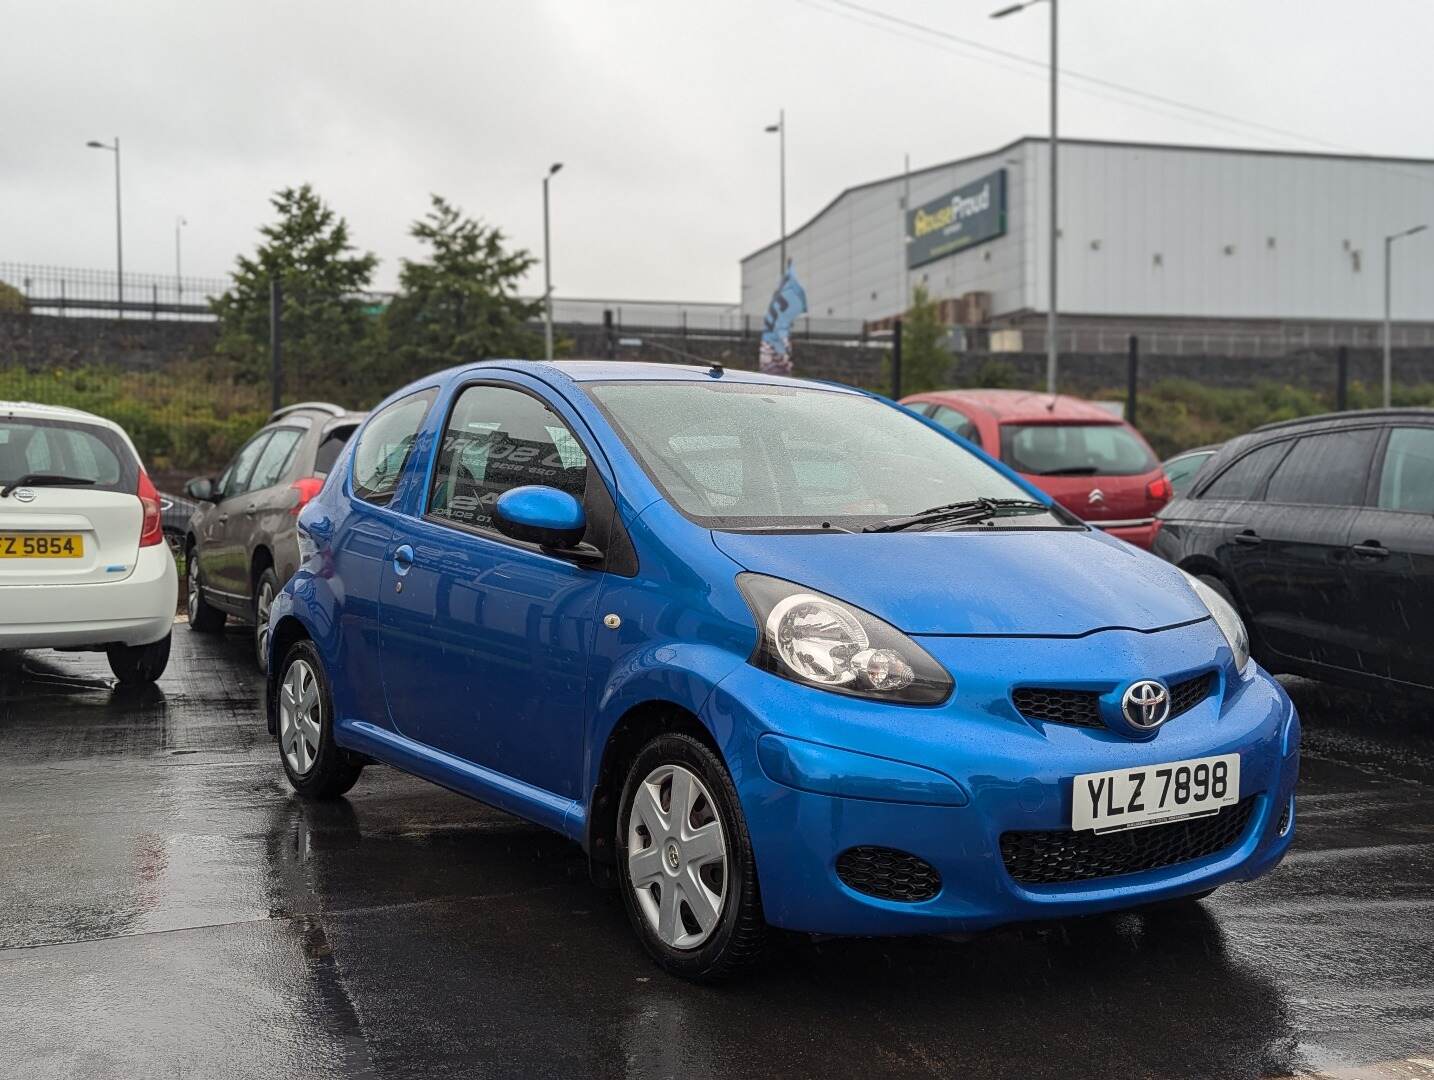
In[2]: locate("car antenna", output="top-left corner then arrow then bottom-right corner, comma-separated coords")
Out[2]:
708,360 -> 724,378
1046,393 -> 1058,413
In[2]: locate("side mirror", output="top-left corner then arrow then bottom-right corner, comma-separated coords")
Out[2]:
494,485 -> 586,549
184,477 -> 216,502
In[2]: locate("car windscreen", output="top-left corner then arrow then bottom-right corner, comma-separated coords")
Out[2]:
585,381 -> 1044,529
1000,423 -> 1157,476
0,417 -> 136,494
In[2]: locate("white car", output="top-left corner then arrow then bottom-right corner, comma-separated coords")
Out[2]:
0,402 -> 178,684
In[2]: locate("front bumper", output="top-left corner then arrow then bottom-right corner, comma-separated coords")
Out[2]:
703,622 -> 1300,936
0,544 -> 177,650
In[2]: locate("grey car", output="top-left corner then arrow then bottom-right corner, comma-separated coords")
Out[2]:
183,402 -> 364,669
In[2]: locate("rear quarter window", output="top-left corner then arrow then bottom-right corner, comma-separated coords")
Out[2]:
315,424 -> 359,477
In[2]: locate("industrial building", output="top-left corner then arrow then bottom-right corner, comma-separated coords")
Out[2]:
739,137 -> 1434,349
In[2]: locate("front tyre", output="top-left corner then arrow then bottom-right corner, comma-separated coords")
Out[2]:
107,632 -> 172,685
617,733 -> 767,980
277,640 -> 362,799
186,549 -> 226,633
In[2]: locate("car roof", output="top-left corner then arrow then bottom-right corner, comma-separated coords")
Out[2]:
907,388 -> 1124,424
1165,444 -> 1222,461
1252,406 -> 1434,435
268,401 -> 365,425
426,358 -> 866,394
0,400 -> 126,434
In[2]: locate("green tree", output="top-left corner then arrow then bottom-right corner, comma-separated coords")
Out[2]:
212,184 -> 378,396
901,284 -> 951,393
376,195 -> 540,382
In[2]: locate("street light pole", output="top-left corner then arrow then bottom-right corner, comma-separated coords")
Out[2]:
765,111 -> 787,277
175,216 -> 187,311
542,162 -> 563,362
86,137 -> 123,320
992,0 -> 1057,394
1384,223 -> 1428,408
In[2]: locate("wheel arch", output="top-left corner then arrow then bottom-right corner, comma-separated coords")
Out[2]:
265,614 -> 312,735
250,544 -> 275,592
585,698 -> 722,887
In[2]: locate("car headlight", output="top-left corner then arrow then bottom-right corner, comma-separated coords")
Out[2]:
1185,573 -> 1250,673
736,573 -> 953,704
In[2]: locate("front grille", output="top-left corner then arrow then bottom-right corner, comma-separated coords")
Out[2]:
1012,687 -> 1102,728
1013,671 -> 1214,731
836,846 -> 941,902
1000,796 -> 1257,885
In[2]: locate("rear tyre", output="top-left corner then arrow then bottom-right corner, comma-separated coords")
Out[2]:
253,567 -> 280,673
107,632 -> 172,685
277,639 -> 362,800
616,732 -> 767,981
186,549 -> 226,633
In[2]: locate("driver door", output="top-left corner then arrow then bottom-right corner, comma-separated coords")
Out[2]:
378,379 -> 605,803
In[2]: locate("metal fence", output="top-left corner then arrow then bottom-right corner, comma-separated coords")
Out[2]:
0,262 -> 230,321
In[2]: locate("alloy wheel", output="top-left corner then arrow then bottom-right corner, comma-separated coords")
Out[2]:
279,658 -> 321,776
627,763 -> 728,950
187,563 -> 201,621
255,580 -> 274,670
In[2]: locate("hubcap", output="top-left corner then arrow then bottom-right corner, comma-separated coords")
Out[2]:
279,659 -> 322,777
255,581 -> 274,669
627,764 -> 727,950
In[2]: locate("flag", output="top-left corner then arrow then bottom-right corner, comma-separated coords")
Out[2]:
758,263 -> 808,376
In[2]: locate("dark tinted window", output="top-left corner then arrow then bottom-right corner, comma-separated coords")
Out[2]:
221,432 -> 273,499
352,389 -> 437,506
314,424 -> 358,477
1265,428 -> 1380,507
248,428 -> 302,491
1199,441 -> 1290,502
929,404 -> 982,447
429,384 -> 589,533
1164,451 -> 1214,496
1377,426 -> 1434,513
1001,423 -> 1155,476
0,418 -> 135,494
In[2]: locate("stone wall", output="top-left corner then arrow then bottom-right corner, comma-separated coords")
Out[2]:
0,313 -> 219,370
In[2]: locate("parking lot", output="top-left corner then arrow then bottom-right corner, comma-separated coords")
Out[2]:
2,624 -> 1432,1080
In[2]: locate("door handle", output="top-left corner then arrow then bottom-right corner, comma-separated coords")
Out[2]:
245,504 -> 258,518
1350,541 -> 1390,559
1233,530 -> 1262,546
392,544 -> 415,576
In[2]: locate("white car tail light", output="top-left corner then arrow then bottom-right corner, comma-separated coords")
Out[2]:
138,470 -> 164,547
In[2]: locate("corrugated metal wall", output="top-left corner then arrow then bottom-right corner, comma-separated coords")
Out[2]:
740,139 -> 1434,325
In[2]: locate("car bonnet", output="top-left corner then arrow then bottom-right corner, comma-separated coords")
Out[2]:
710,527 -> 1208,637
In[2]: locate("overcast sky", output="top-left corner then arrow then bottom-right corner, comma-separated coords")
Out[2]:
4,0 -> 1432,303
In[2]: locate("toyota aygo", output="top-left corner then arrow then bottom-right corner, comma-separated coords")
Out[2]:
266,361 -> 1300,980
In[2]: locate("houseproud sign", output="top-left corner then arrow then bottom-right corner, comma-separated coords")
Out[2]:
906,168 -> 1008,269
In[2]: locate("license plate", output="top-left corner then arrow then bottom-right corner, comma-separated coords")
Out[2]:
0,533 -> 85,558
1072,753 -> 1240,833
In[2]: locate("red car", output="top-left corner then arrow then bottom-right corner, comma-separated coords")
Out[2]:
900,389 -> 1171,549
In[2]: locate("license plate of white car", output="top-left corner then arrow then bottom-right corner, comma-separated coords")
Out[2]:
0,533 -> 84,558
1072,753 -> 1240,833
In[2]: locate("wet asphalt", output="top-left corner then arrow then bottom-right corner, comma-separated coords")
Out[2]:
1,626 -> 1432,1080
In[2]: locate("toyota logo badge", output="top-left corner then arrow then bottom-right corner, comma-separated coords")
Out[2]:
1122,680 -> 1170,730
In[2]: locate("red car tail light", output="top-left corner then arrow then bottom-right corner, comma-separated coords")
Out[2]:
1145,474 -> 1172,505
138,470 -> 164,547
290,477 -> 325,515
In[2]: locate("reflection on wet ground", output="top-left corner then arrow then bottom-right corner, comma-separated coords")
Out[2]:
1,634 -> 1431,1079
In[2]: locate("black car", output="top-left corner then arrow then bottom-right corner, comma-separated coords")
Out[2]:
183,401 -> 365,669
1154,408 -> 1434,696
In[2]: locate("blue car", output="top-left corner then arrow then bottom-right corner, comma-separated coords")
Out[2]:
266,360 -> 1300,980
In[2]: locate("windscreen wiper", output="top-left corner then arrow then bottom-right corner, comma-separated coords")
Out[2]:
0,474 -> 98,498
862,497 -> 1050,534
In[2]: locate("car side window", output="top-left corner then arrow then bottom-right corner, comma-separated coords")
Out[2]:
352,389 -> 438,506
428,384 -> 589,534
929,405 -> 982,447
221,432 -> 274,500
248,428 -> 303,492
1264,428 -> 1380,507
1198,441 -> 1290,502
1164,453 -> 1210,497
1377,427 -> 1434,513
